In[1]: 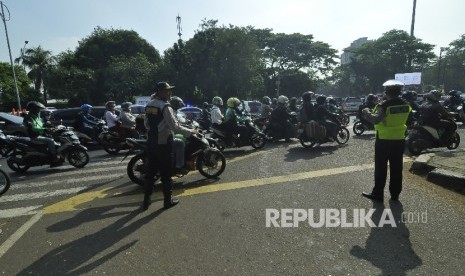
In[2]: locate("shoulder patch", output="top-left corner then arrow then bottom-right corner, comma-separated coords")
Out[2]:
388,105 -> 410,114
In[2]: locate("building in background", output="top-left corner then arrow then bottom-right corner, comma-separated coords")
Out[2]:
340,37 -> 371,65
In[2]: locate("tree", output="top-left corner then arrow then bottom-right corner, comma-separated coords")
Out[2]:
0,62 -> 38,111
21,46 -> 55,103
343,30 -> 435,94
439,34 -> 465,91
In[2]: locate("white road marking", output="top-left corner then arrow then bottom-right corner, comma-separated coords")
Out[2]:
0,187 -> 88,203
0,212 -> 43,259
0,206 -> 42,218
12,173 -> 125,190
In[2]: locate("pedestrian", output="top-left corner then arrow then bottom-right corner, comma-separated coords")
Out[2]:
361,80 -> 411,202
142,82 -> 197,210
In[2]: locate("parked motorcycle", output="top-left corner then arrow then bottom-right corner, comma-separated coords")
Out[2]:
352,115 -> 375,136
298,119 -> 350,148
406,118 -> 460,156
5,125 -> 89,172
0,166 -> 10,196
124,134 -> 226,186
211,116 -> 266,150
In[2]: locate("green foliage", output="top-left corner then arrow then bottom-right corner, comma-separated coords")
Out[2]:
0,62 -> 38,111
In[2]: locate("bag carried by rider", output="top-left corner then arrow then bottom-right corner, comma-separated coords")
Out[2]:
304,120 -> 326,140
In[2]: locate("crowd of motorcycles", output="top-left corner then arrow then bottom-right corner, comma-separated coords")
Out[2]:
0,93 -> 463,196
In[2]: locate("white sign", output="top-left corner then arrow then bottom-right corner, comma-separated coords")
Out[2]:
135,96 -> 151,106
395,72 -> 422,85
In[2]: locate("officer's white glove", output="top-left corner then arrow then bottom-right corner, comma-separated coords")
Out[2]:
362,108 -> 371,115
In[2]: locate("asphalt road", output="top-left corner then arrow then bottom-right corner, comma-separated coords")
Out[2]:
1,122 -> 465,275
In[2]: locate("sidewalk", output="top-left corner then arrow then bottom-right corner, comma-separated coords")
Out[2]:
410,149 -> 465,194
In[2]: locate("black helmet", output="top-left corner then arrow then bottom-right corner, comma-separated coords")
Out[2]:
316,95 -> 327,105
302,91 -> 314,102
121,102 -> 132,111
449,90 -> 460,97
202,102 -> 209,109
366,94 -> 377,102
26,101 -> 46,111
402,91 -> 416,102
170,96 -> 185,110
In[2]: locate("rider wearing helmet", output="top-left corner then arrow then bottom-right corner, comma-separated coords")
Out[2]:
270,95 -> 293,142
444,90 -> 463,110
23,101 -> 60,164
260,96 -> 273,119
314,95 -> 338,140
362,80 -> 411,202
104,101 -> 120,131
211,96 -> 224,125
289,97 -> 298,112
419,90 -> 455,143
74,103 -> 101,140
119,102 -> 139,138
169,96 -> 185,111
198,101 -> 212,130
299,91 -> 315,123
223,97 -> 248,145
357,94 -> 378,127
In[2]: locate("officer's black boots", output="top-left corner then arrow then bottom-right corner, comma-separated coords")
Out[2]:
142,194 -> 151,211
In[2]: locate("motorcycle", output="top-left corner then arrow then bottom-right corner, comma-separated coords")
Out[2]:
211,115 -> 266,151
0,165 -> 10,196
98,126 -> 133,154
298,119 -> 350,148
123,133 -> 226,186
406,118 -> 460,156
264,112 -> 299,142
5,125 -> 89,172
74,121 -> 107,147
352,115 -> 375,136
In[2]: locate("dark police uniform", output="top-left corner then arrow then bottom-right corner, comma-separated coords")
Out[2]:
363,82 -> 411,201
143,96 -> 192,210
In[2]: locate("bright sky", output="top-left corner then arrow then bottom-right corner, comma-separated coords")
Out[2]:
0,0 -> 464,63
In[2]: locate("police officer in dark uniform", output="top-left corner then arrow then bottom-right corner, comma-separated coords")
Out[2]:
361,80 -> 411,202
142,82 -> 196,210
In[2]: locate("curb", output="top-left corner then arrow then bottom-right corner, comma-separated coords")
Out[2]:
410,152 -> 465,194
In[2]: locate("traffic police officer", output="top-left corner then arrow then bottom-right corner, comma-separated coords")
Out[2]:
361,80 -> 411,202
142,82 -> 196,210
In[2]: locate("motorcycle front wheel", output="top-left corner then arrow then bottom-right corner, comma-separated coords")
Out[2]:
335,127 -> 350,144
352,121 -> 365,136
197,150 -> 226,178
67,148 -> 89,168
447,132 -> 460,150
250,134 -> 266,149
299,133 -> 316,148
127,153 -> 147,186
7,152 -> 30,173
0,168 -> 11,196
406,137 -> 423,156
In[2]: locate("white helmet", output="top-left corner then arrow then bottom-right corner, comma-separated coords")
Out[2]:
277,95 -> 289,104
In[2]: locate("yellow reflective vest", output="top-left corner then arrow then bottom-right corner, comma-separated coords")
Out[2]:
374,103 -> 411,140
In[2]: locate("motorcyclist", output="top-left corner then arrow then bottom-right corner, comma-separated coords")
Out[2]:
169,96 -> 192,173
120,102 -> 140,138
357,94 -> 378,127
289,97 -> 299,112
74,104 -> 102,140
198,101 -> 212,130
326,97 -> 340,113
402,91 -> 420,127
223,97 -> 248,145
314,95 -> 338,140
270,95 -> 294,142
23,101 -> 60,165
211,96 -> 224,126
298,91 -> 315,123
419,90 -> 456,144
444,90 -> 463,110
104,101 -> 120,133
260,96 -> 273,119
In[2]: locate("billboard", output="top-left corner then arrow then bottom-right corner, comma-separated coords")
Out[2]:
395,72 -> 422,85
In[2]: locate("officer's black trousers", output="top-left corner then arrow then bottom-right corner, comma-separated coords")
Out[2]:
372,139 -> 405,198
144,144 -> 173,199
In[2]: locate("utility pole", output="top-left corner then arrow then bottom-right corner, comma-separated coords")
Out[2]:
410,0 -> 417,36
176,14 -> 182,40
0,1 -> 22,111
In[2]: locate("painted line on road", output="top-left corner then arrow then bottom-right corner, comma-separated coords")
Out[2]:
0,212 -> 43,259
12,173 -> 125,190
0,187 -> 88,203
0,206 -> 42,218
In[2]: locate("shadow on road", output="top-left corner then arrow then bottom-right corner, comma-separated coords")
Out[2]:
350,201 -> 422,275
18,202 -> 163,275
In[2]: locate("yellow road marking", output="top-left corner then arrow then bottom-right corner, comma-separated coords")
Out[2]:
42,153 -> 412,215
